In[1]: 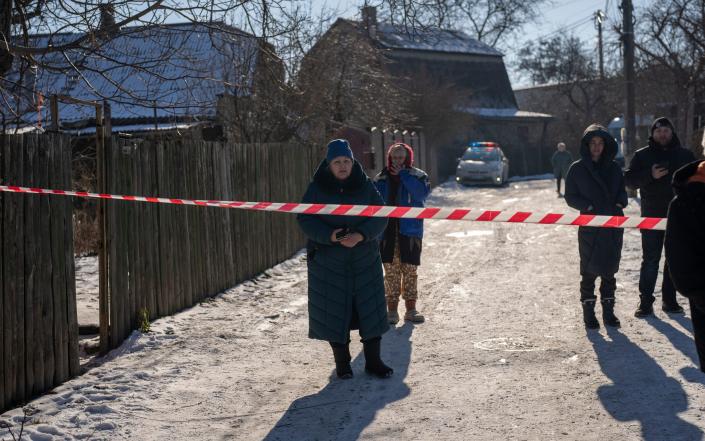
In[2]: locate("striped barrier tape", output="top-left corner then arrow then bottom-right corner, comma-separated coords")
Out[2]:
0,184 -> 666,230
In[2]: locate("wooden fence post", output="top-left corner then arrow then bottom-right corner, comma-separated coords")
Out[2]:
98,102 -> 111,354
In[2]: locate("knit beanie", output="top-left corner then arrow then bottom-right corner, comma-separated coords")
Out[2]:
326,139 -> 354,163
650,117 -> 675,135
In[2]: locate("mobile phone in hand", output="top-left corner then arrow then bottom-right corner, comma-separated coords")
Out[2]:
335,228 -> 350,241
656,161 -> 669,170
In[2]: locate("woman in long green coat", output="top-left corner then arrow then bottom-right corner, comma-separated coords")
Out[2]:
297,139 -> 392,379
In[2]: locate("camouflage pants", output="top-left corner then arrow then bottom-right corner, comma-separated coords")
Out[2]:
383,242 -> 418,302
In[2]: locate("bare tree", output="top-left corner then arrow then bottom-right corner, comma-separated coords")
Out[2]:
518,34 -> 605,122
632,0 -> 705,150
0,0 -> 311,132
295,20 -> 414,139
374,0 -> 547,48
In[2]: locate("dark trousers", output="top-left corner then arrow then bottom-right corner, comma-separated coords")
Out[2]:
690,298 -> 705,373
639,230 -> 677,305
556,176 -> 563,192
580,272 -> 616,303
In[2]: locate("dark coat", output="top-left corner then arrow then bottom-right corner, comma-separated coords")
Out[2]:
665,160 -> 705,300
565,124 -> 628,277
297,159 -> 389,344
551,150 -> 573,178
624,134 -> 695,217
374,166 -> 430,265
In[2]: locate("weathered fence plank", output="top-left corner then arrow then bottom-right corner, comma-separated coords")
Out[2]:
101,138 -> 318,351
0,132 -> 4,412
1,133 -> 76,413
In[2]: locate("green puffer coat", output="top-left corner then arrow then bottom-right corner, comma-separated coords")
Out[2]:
297,159 -> 389,344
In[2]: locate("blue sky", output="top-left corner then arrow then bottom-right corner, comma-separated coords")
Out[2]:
309,0 -> 653,88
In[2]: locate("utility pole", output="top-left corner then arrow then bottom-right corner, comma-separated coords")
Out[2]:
595,10 -> 606,80
622,0 -> 636,158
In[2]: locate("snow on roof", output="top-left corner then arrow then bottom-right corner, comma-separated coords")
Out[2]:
374,22 -> 503,57
4,22 -> 260,125
69,121 -> 209,136
461,107 -> 553,119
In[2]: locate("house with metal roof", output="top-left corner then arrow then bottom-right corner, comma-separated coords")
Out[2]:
299,6 -> 553,178
1,21 -> 283,139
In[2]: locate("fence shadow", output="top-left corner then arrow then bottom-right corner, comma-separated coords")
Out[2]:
588,328 -> 702,441
262,323 -> 414,441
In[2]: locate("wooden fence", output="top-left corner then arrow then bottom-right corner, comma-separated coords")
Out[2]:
0,133 -> 79,413
103,138 -> 320,349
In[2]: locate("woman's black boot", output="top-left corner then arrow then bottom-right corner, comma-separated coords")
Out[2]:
582,301 -> 600,329
602,299 -> 621,327
362,337 -> 393,378
330,342 -> 353,379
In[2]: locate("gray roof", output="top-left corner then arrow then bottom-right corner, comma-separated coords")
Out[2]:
461,107 -> 553,120
3,22 -> 261,126
374,22 -> 503,57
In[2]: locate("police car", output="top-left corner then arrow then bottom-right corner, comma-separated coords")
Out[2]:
455,142 -> 510,186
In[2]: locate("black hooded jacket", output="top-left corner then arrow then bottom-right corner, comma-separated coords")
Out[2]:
664,160 -> 705,300
565,124 -> 628,276
624,134 -> 695,217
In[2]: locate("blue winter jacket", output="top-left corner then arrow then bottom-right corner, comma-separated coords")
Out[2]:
374,167 -> 431,238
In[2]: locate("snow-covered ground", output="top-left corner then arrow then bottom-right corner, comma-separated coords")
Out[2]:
2,178 -> 704,441
75,256 -> 99,330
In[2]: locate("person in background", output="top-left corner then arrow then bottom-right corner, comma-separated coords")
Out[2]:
297,139 -> 393,379
665,160 -> 705,373
374,143 -> 431,325
565,124 -> 628,329
551,142 -> 573,197
625,117 -> 696,317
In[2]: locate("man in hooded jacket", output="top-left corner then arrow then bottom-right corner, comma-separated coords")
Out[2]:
665,160 -> 705,373
625,117 -> 696,317
565,124 -> 628,329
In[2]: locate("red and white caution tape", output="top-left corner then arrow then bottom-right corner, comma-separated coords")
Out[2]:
0,185 -> 666,230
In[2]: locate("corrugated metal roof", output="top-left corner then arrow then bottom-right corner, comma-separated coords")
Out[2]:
374,23 -> 503,57
4,22 -> 260,125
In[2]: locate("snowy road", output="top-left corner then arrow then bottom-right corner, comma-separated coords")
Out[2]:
2,178 -> 704,441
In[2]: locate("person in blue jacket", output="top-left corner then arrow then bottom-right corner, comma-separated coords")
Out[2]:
297,139 -> 393,380
374,143 -> 431,325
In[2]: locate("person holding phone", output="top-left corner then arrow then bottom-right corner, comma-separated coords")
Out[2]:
625,117 -> 696,317
565,124 -> 628,329
297,139 -> 393,379
374,143 -> 431,325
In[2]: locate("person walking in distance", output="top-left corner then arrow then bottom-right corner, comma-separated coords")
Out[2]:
625,117 -> 696,317
565,124 -> 628,329
374,143 -> 431,325
551,142 -> 573,197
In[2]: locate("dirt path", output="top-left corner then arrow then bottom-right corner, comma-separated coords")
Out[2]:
2,179 -> 703,441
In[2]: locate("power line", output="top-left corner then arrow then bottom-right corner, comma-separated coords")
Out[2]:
533,14 -> 594,41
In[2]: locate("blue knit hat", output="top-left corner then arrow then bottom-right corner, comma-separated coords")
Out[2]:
326,139 -> 354,163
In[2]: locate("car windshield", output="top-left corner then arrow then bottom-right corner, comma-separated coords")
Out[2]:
462,147 -> 500,161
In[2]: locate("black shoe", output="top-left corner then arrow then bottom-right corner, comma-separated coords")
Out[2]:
602,300 -> 621,328
662,303 -> 685,314
330,342 -> 353,379
582,302 -> 600,329
634,302 -> 654,318
362,337 -> 393,378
